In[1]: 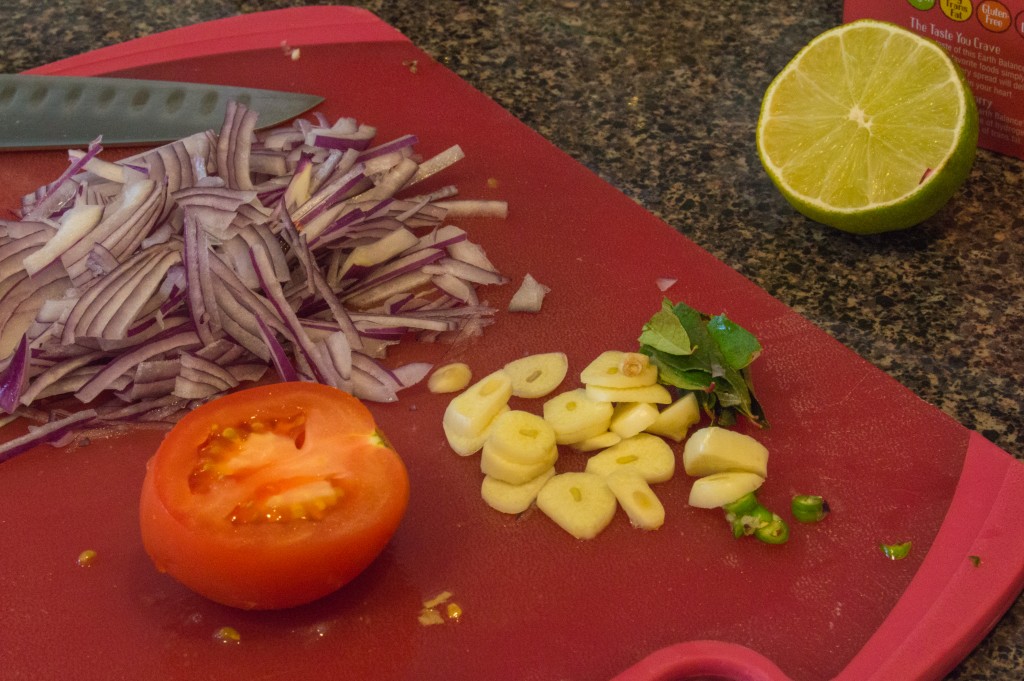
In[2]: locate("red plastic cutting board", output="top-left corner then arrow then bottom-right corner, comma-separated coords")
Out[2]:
2,8 -> 1023,681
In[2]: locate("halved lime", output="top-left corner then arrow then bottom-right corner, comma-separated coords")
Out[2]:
756,19 -> 978,234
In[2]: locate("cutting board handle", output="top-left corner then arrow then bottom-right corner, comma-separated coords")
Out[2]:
610,640 -> 791,681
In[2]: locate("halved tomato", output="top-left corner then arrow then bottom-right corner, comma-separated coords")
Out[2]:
139,382 -> 409,610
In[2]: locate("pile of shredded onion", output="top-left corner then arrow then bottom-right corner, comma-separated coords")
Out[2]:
0,102 -> 508,461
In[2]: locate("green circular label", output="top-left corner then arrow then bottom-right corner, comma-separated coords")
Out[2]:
908,0 -> 936,9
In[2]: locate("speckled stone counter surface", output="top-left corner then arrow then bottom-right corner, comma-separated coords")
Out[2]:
1,0 -> 1021,678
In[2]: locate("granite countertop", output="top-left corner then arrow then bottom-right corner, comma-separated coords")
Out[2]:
1,0 -> 1021,678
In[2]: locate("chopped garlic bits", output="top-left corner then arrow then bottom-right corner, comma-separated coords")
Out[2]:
419,591 -> 463,626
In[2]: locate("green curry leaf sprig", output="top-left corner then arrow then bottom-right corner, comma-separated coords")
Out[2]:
638,298 -> 766,428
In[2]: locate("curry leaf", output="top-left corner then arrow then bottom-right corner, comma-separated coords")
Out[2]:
707,314 -> 762,370
638,298 -> 767,427
637,300 -> 693,356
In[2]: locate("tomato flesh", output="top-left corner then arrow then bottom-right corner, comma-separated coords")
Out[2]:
139,382 -> 409,610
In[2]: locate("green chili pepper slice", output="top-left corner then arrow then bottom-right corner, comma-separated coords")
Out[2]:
726,501 -> 774,538
723,492 -> 760,516
791,494 -> 829,523
723,493 -> 763,538
754,513 -> 790,545
881,541 -> 912,560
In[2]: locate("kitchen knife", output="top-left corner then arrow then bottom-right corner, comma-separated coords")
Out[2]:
0,74 -> 323,150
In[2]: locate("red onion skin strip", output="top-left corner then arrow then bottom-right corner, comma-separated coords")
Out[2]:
182,214 -> 221,345
60,247 -> 163,345
232,107 -> 259,191
278,208 -> 317,297
255,315 -> 299,382
24,137 -> 103,220
175,352 -> 240,397
210,279 -> 276,362
216,101 -> 241,190
96,395 -> 187,423
208,254 -> 284,332
59,180 -> 156,285
74,330 -> 201,404
0,105 -> 509,436
279,211 -> 363,351
100,182 -> 165,266
290,156 -> 363,225
0,409 -> 98,464
311,134 -> 371,152
19,350 -> 107,407
0,224 -> 53,270
292,164 -> 367,231
392,362 -> 432,389
357,134 -> 419,162
0,334 -> 29,413
0,263 -> 68,339
86,247 -> 182,340
423,257 -> 509,286
99,249 -> 183,339
307,208 -> 368,250
349,363 -> 397,403
250,245 -> 336,386
343,248 -> 446,296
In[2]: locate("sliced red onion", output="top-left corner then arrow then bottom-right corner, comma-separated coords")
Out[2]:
392,362 -> 432,388
256,315 -> 300,382
358,134 -> 419,162
19,350 -> 106,407
59,179 -> 162,286
432,199 -> 508,218
96,395 -> 188,424
408,145 -> 465,186
508,273 -> 551,313
656,277 -> 678,292
423,257 -> 509,287
74,330 -> 201,404
183,214 -> 222,344
0,103 -> 510,462
217,100 -> 259,191
174,352 -> 240,399
0,334 -> 29,413
291,162 -> 367,235
356,157 -> 419,202
0,263 -> 68,345
435,273 -> 479,305
22,205 -> 103,276
0,409 -> 98,464
23,137 -> 103,220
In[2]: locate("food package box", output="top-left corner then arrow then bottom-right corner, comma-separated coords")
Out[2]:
844,0 -> 1024,159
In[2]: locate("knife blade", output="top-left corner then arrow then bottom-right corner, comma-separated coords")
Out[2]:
0,74 -> 323,150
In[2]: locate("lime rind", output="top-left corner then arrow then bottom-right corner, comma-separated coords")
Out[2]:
756,19 -> 978,235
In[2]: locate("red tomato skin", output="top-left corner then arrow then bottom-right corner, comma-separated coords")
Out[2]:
139,383 -> 409,610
